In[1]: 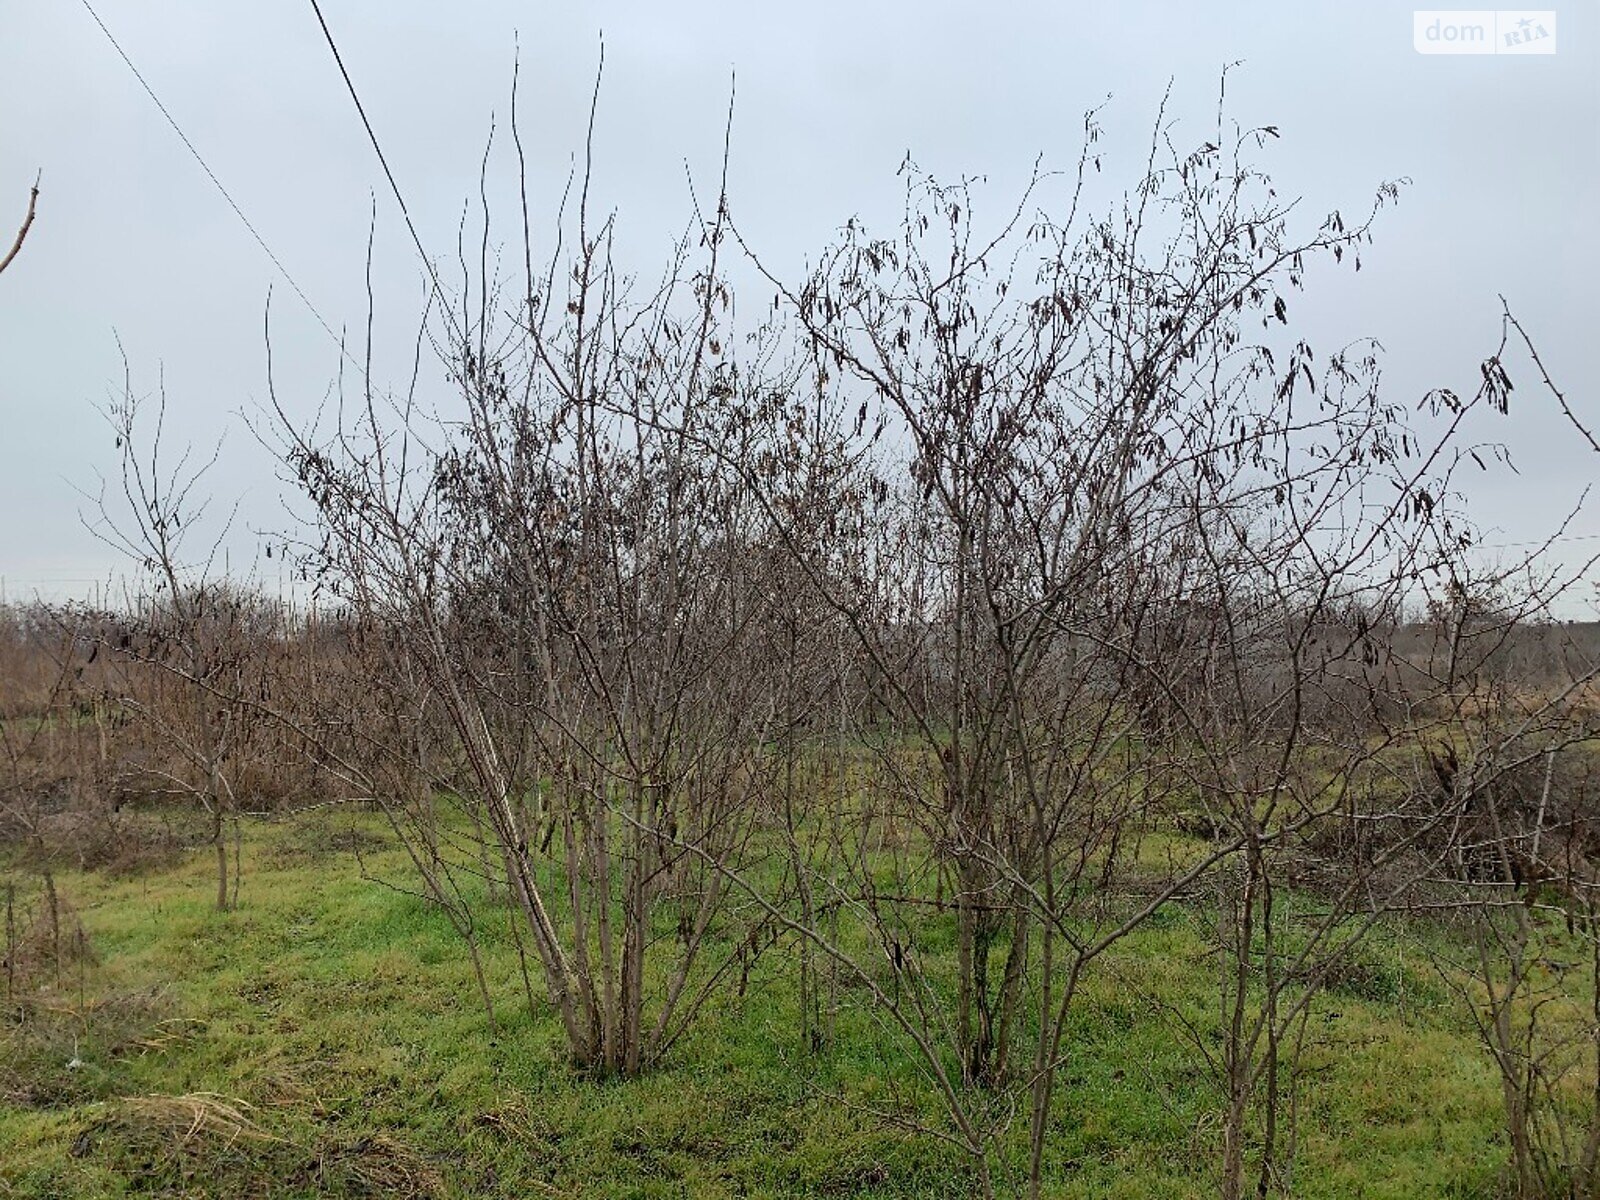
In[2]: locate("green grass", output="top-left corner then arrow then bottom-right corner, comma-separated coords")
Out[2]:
0,809 -> 1536,1198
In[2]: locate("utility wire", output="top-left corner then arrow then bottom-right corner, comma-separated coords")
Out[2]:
1470,532 -> 1600,551
77,0 -> 344,353
306,0 -> 453,327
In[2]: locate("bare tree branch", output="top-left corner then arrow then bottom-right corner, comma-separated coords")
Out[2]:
0,171 -> 40,277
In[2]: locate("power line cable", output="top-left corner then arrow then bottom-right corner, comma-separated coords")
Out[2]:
305,0 -> 454,327
1473,532 -> 1600,551
76,0 -> 345,353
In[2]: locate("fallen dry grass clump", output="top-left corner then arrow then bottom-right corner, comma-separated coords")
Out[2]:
114,1091 -> 284,1149
74,1093 -> 445,1199
70,1092 -> 299,1198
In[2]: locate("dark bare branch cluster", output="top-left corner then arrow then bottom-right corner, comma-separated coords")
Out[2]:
4,77 -> 1595,1200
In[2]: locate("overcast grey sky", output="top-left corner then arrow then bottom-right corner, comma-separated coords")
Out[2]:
1,1 -> 1596,609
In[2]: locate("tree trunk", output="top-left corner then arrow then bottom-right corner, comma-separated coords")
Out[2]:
212,802 -> 229,913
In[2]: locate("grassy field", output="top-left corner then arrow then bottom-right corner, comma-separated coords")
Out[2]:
0,807 -> 1530,1198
